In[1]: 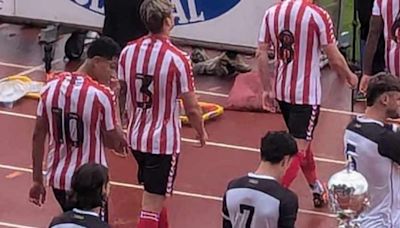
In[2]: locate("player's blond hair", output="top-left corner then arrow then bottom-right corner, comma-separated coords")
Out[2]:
140,0 -> 174,34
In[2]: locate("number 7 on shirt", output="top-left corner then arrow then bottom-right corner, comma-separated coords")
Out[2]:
239,204 -> 255,228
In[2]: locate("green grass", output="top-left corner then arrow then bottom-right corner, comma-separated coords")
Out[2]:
317,0 -> 359,62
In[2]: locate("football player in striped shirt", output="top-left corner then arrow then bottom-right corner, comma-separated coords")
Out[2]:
118,0 -> 207,227
361,0 -> 400,93
222,131 -> 299,228
257,0 -> 358,207
29,37 -> 127,221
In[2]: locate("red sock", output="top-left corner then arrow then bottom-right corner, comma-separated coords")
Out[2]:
300,146 -> 317,185
137,210 -> 159,228
281,151 -> 303,188
158,207 -> 169,228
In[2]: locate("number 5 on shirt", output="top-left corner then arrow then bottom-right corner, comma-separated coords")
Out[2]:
345,140 -> 358,171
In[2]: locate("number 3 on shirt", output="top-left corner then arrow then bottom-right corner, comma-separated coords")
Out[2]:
278,30 -> 295,64
239,204 -> 255,228
136,73 -> 154,109
52,107 -> 84,147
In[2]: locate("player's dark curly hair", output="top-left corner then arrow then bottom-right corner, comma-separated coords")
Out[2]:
87,36 -> 121,60
67,163 -> 109,210
366,72 -> 400,106
260,131 -> 298,164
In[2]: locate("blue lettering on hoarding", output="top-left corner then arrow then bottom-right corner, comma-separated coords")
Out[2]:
71,0 -> 104,14
70,0 -> 241,25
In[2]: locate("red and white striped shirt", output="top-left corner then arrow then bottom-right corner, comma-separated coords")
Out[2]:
118,35 -> 194,155
373,0 -> 400,76
37,72 -> 117,190
258,0 -> 336,105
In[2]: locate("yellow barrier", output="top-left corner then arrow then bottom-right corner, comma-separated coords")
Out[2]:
179,101 -> 224,124
1,75 -> 224,123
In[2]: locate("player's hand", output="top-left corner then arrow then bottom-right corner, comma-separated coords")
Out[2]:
195,129 -> 208,148
346,73 -> 359,89
111,147 -> 129,158
261,90 -> 277,113
29,181 -> 46,207
112,138 -> 129,157
110,77 -> 121,97
359,74 -> 372,94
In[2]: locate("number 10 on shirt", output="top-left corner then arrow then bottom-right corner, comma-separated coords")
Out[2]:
51,107 -> 84,147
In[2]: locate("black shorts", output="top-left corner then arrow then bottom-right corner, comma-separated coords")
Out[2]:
132,150 -> 179,196
277,100 -> 320,140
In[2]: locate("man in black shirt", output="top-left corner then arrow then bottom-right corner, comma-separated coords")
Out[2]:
356,0 -> 385,74
102,0 -> 148,49
102,0 -> 149,125
222,131 -> 299,228
49,164 -> 110,228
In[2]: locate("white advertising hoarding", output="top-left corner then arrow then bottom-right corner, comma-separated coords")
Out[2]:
5,0 -> 278,49
0,0 -> 15,16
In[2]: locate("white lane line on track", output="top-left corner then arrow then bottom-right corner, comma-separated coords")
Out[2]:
195,90 -> 362,116
0,110 -> 36,119
0,163 -> 336,218
0,61 -> 34,69
15,58 -> 64,76
0,222 -> 39,228
0,110 -> 345,165
181,138 -> 345,165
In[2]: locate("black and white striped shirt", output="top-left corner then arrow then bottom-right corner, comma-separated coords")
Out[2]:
222,173 -> 298,228
49,208 -> 109,228
344,116 -> 400,228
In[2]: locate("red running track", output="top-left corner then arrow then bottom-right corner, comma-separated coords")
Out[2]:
0,24 -> 365,228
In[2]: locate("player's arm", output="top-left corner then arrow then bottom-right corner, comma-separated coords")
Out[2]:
362,0 -> 384,75
360,0 -> 384,93
117,48 -> 128,120
118,80 -> 127,117
30,93 -> 49,206
99,91 -> 127,155
177,55 -> 208,146
378,129 -> 400,165
360,15 -> 384,92
256,10 -> 273,92
323,44 -> 357,86
314,9 -> 358,88
257,10 -> 278,112
257,42 -> 274,91
222,194 -> 233,228
180,92 -> 207,146
32,116 -> 48,186
278,191 -> 299,228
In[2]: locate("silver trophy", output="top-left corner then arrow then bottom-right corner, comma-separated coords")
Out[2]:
327,157 -> 369,228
